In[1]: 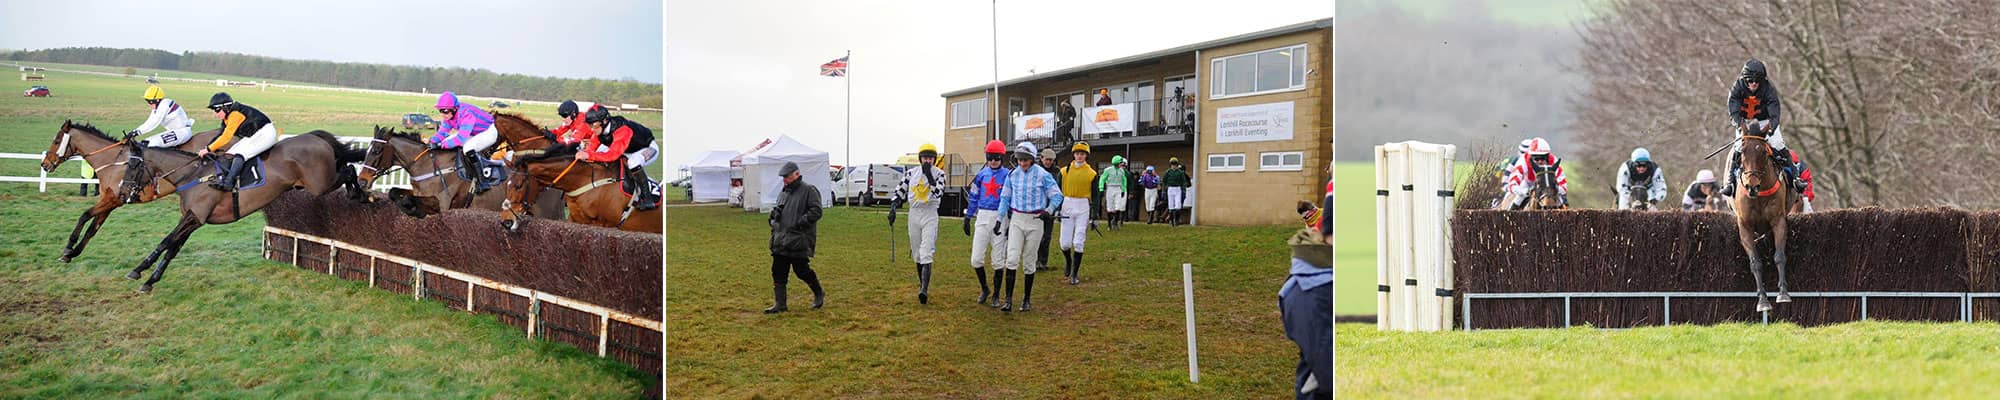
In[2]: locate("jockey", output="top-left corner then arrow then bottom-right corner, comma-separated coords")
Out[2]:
1720,58 -> 1801,197
1502,137 -> 1567,209
1792,150 -> 1816,212
583,106 -> 660,211
1616,148 -> 1667,210
1681,169 -> 1722,211
428,92 -> 499,194
131,85 -> 196,148
994,141 -> 1062,312
551,100 -> 601,145
965,139 -> 1011,305
199,92 -> 280,191
890,143 -> 948,305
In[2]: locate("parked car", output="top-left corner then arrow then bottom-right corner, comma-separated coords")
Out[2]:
490,101 -> 510,109
401,113 -> 438,130
833,164 -> 903,206
22,86 -> 49,97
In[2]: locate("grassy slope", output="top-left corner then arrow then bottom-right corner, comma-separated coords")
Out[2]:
1,69 -> 651,396
666,205 -> 1303,398
1339,322 -> 2000,398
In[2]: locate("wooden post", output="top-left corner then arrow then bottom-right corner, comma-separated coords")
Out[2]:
368,257 -> 377,288
291,235 -> 299,265
413,265 -> 425,301
527,293 -> 541,338
466,281 -> 475,311
328,244 -> 337,275
598,313 -> 610,357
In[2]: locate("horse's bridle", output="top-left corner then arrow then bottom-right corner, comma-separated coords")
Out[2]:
1738,135 -> 1781,199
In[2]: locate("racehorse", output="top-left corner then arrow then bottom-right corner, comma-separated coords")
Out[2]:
1499,166 -> 1566,210
486,113 -> 660,233
118,131 -> 366,292
38,120 -> 220,263
1731,134 -> 1802,312
356,125 -> 565,218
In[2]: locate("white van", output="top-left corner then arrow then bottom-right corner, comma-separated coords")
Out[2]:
833,164 -> 902,206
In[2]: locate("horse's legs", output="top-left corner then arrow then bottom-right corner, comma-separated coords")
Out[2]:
1739,225 -> 1772,312
66,205 -> 116,261
1772,217 -> 1792,303
139,215 -> 204,293
61,205 -> 101,262
129,214 -> 198,281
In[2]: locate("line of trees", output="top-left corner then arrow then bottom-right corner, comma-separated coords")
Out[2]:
5,47 -> 661,108
1574,0 -> 2000,209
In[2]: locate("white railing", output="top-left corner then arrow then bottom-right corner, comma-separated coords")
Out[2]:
1462,291 -> 2000,330
2,135 -> 408,193
0,152 -> 94,193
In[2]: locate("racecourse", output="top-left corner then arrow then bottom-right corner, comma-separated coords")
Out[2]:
666,204 -> 1306,398
0,66 -> 654,396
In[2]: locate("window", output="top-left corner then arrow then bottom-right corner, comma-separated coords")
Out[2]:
1207,153 -> 1246,172
1210,44 -> 1308,98
1163,75 -> 1197,130
1136,81 -> 1156,128
1260,151 -> 1304,171
951,98 -> 989,129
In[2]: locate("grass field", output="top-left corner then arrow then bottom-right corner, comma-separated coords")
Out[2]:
666,205 -> 1307,398
1339,321 -> 2000,398
2,68 -> 654,396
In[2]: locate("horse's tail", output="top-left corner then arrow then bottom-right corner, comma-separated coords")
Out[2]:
306,130 -> 367,164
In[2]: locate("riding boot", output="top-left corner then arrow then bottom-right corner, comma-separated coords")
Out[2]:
916,263 -> 930,305
989,269 -> 1005,308
1001,269 -> 1017,312
1772,148 -> 1802,190
1718,150 -> 1742,198
627,165 -> 658,210
763,283 -> 788,314
210,155 -> 243,191
464,152 -> 493,195
1070,252 -> 1084,285
1061,249 -> 1074,279
975,267 -> 990,304
1020,272 -> 1035,312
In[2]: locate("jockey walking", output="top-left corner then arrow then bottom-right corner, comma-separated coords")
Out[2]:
428,92 -> 500,194
891,143 -> 948,305
994,142 -> 1062,312
1057,141 -> 1098,286
1501,137 -> 1567,209
1098,155 -> 1131,230
131,85 -> 196,148
1720,58 -> 1802,197
965,140 -> 1011,305
199,92 -> 280,191
582,106 -> 660,211
1616,148 -> 1667,210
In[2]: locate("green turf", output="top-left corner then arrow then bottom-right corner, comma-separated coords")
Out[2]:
1339,321 -> 2000,398
1,68 -> 653,396
666,205 -> 1306,398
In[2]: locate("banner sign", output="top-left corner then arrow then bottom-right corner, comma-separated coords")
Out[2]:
1014,112 -> 1054,141
1215,101 -> 1294,143
1081,103 -> 1136,135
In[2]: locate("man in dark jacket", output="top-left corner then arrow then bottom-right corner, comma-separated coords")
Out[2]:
766,162 -> 826,314
1719,58 -> 1800,197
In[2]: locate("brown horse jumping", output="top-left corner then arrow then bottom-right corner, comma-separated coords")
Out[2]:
38,120 -> 221,263
1731,135 -> 1802,312
119,131 -> 366,292
486,113 -> 659,233
356,125 -> 565,218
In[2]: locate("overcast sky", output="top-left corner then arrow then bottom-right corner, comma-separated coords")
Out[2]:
0,0 -> 662,83
664,0 -> 1331,175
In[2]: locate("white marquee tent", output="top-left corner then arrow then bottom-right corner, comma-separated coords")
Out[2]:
688,150 -> 739,203
739,135 -> 833,211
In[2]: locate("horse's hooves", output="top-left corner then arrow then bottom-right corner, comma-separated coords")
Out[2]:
59,256 -> 72,263
1776,294 -> 1792,303
1756,302 -> 1773,312
126,270 -> 142,280
137,285 -> 152,294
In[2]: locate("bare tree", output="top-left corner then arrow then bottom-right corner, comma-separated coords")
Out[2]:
1574,0 -> 2000,208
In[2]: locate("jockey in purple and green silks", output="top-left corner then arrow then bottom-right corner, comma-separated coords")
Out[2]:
427,91 -> 500,193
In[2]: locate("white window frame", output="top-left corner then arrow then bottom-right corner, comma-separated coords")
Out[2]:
1207,153 -> 1246,172
951,98 -> 989,129
1209,44 -> 1309,100
1259,151 -> 1305,172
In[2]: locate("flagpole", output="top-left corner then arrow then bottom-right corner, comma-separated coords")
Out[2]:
845,49 -> 851,186
991,0 -> 999,142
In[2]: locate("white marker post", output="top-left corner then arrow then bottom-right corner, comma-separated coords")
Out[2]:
1183,262 -> 1200,383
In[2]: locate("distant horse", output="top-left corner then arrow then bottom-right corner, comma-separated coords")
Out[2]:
487,113 -> 660,233
1731,135 -> 1803,312
38,120 -> 220,263
356,125 -> 564,218
118,131 -> 366,292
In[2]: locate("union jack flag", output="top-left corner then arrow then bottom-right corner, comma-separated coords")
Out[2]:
820,56 -> 848,77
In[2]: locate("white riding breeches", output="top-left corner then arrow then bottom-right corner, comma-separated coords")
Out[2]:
624,145 -> 658,169
1003,212 -> 1045,273
1059,197 -> 1089,252
970,209 -> 1007,270
143,127 -> 194,148
1167,187 -> 1187,210
1145,188 -> 1160,211
1105,188 -> 1127,213
225,124 -> 279,158
459,128 -> 498,154
906,206 -> 938,264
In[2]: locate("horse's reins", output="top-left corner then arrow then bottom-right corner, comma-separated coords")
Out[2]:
1739,135 -> 1784,198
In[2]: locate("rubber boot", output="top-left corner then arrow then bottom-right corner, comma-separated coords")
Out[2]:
917,263 -> 931,305
1070,252 -> 1084,285
763,284 -> 788,314
1719,150 -> 1742,198
975,267 -> 990,304
1020,272 -> 1035,312
809,281 -> 826,309
1000,269 -> 1017,312
989,269 -> 1005,308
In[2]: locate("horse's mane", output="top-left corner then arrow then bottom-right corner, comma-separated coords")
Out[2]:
374,125 -> 427,143
66,121 -> 116,142
491,111 -> 536,127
